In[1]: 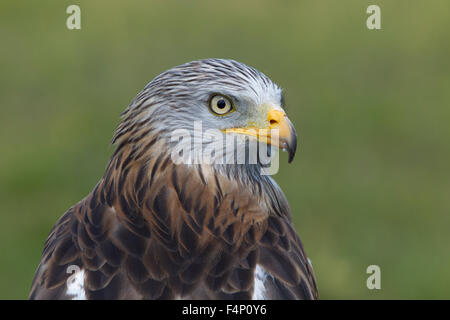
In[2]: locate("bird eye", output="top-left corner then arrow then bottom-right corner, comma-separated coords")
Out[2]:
209,95 -> 233,115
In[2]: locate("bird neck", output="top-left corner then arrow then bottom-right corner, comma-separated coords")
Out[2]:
97,136 -> 290,221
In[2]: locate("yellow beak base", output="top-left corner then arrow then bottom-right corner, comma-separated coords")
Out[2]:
223,107 -> 297,163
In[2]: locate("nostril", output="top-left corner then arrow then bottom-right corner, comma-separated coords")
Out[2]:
270,119 -> 278,126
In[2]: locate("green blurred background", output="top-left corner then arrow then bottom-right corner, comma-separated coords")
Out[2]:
1,0 -> 449,299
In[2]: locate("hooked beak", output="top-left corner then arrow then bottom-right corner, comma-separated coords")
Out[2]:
223,106 -> 297,163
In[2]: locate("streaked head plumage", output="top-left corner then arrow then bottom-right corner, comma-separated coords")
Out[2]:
113,59 -> 296,166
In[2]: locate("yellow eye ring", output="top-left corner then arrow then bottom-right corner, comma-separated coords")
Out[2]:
208,95 -> 234,116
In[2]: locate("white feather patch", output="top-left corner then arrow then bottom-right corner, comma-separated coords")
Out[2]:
66,269 -> 86,300
253,265 -> 268,300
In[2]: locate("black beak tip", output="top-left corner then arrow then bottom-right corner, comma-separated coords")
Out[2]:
287,131 -> 297,163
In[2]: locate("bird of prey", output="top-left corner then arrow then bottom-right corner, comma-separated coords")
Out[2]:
29,59 -> 318,300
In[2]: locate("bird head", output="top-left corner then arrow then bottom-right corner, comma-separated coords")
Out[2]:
113,59 -> 297,170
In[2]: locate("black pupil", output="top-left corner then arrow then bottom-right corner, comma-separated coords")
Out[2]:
217,99 -> 226,109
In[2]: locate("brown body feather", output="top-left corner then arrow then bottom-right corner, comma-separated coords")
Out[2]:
29,136 -> 318,299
